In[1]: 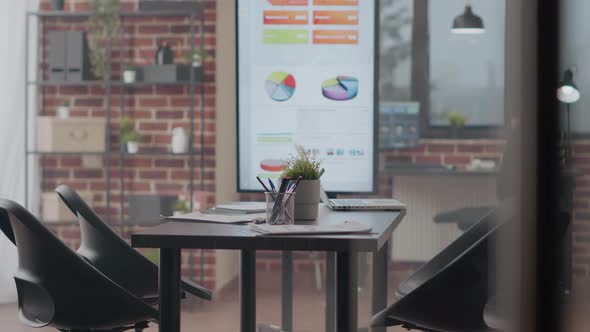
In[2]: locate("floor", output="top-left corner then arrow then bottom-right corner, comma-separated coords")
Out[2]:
0,268 -> 413,332
0,270 -> 588,332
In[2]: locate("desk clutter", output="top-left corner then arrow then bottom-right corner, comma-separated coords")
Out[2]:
249,221 -> 373,236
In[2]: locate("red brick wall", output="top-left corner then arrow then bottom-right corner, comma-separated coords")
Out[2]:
38,0 -> 218,289
572,140 -> 590,277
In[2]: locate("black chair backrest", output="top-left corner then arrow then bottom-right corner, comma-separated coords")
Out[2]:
395,207 -> 498,299
0,207 -> 15,244
55,185 -> 157,298
372,200 -> 514,332
0,199 -> 157,330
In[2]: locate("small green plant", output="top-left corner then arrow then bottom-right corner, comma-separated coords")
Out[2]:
172,199 -> 189,214
185,47 -> 213,66
447,111 -> 467,128
89,0 -> 121,81
281,145 -> 322,180
119,116 -> 141,143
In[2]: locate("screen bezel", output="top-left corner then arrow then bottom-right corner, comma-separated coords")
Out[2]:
235,0 -> 379,195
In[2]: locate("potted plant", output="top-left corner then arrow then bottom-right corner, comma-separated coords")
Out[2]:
57,100 -> 70,118
119,116 -> 142,154
185,47 -> 213,67
447,111 -> 467,137
281,145 -> 322,220
89,0 -> 121,82
172,197 -> 189,216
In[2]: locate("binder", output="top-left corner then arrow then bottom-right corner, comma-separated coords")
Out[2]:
66,31 -> 91,82
48,31 -> 67,81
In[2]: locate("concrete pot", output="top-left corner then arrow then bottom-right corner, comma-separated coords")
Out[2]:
126,141 -> 139,154
294,179 -> 320,220
51,0 -> 64,10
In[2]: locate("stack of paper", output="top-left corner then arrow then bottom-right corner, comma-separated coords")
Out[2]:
214,202 -> 266,214
167,211 -> 265,224
249,221 -> 372,236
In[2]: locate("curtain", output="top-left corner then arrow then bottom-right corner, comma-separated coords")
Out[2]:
0,0 -> 39,304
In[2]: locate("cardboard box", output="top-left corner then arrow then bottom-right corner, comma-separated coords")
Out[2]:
37,117 -> 106,153
42,191 -> 93,223
139,65 -> 203,83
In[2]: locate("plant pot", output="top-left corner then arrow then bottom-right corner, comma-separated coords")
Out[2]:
57,106 -> 70,119
126,141 -> 139,154
293,179 -> 320,220
51,0 -> 64,10
123,70 -> 137,84
171,127 -> 188,154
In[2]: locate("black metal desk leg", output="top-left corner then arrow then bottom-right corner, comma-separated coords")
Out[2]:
159,248 -> 182,332
282,251 -> 293,332
336,252 -> 358,332
325,252 -> 336,332
241,250 -> 257,332
371,241 -> 390,332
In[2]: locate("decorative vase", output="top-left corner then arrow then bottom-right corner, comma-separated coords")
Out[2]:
123,70 -> 136,84
293,179 -> 321,220
51,0 -> 64,10
155,43 -> 174,65
171,127 -> 188,154
57,106 -> 69,119
126,141 -> 139,154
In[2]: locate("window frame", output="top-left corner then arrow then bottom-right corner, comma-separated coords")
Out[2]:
410,0 -> 508,139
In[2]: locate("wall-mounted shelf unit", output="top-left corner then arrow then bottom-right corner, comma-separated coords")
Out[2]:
24,7 -> 206,227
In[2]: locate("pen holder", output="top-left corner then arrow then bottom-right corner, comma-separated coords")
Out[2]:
265,192 -> 295,225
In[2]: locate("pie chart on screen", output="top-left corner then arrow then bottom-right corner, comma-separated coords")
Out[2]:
321,76 -> 359,101
260,159 -> 288,172
265,71 -> 296,102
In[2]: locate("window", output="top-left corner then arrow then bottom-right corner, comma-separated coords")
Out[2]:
380,0 -> 507,139
428,0 -> 505,128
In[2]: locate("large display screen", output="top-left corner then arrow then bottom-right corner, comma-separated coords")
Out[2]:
237,0 -> 376,193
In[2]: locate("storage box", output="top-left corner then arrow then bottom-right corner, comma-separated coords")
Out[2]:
42,191 -> 93,223
128,195 -> 177,225
139,1 -> 201,12
139,65 -> 203,83
37,117 -> 106,153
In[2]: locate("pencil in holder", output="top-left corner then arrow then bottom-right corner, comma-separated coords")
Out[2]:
265,192 -> 295,225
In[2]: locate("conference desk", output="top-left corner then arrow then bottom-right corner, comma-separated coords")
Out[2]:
131,204 -> 405,332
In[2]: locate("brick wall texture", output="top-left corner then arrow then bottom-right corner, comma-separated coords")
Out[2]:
38,0 -> 218,289
37,1 -> 590,292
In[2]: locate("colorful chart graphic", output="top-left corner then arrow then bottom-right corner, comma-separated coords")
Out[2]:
321,76 -> 358,101
265,71 -> 296,102
260,159 -> 288,172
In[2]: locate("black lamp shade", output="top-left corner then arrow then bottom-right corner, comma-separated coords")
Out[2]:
452,5 -> 485,34
557,69 -> 581,103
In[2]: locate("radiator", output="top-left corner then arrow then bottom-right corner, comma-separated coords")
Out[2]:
391,174 -> 497,262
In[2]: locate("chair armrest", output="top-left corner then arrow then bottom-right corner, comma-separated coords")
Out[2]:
181,279 -> 212,301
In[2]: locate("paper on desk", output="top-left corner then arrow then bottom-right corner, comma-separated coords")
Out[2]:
166,211 -> 266,224
249,221 -> 372,236
214,202 -> 266,213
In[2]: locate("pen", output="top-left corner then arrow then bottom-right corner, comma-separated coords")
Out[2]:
319,168 -> 325,178
268,179 -> 276,192
291,176 -> 301,192
288,176 -> 302,193
256,176 -> 272,193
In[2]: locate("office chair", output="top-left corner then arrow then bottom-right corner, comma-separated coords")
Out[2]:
55,184 -> 212,302
371,202 -> 512,332
0,198 -> 158,331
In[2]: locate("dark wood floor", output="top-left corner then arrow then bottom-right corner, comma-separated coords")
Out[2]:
0,270 -> 587,331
